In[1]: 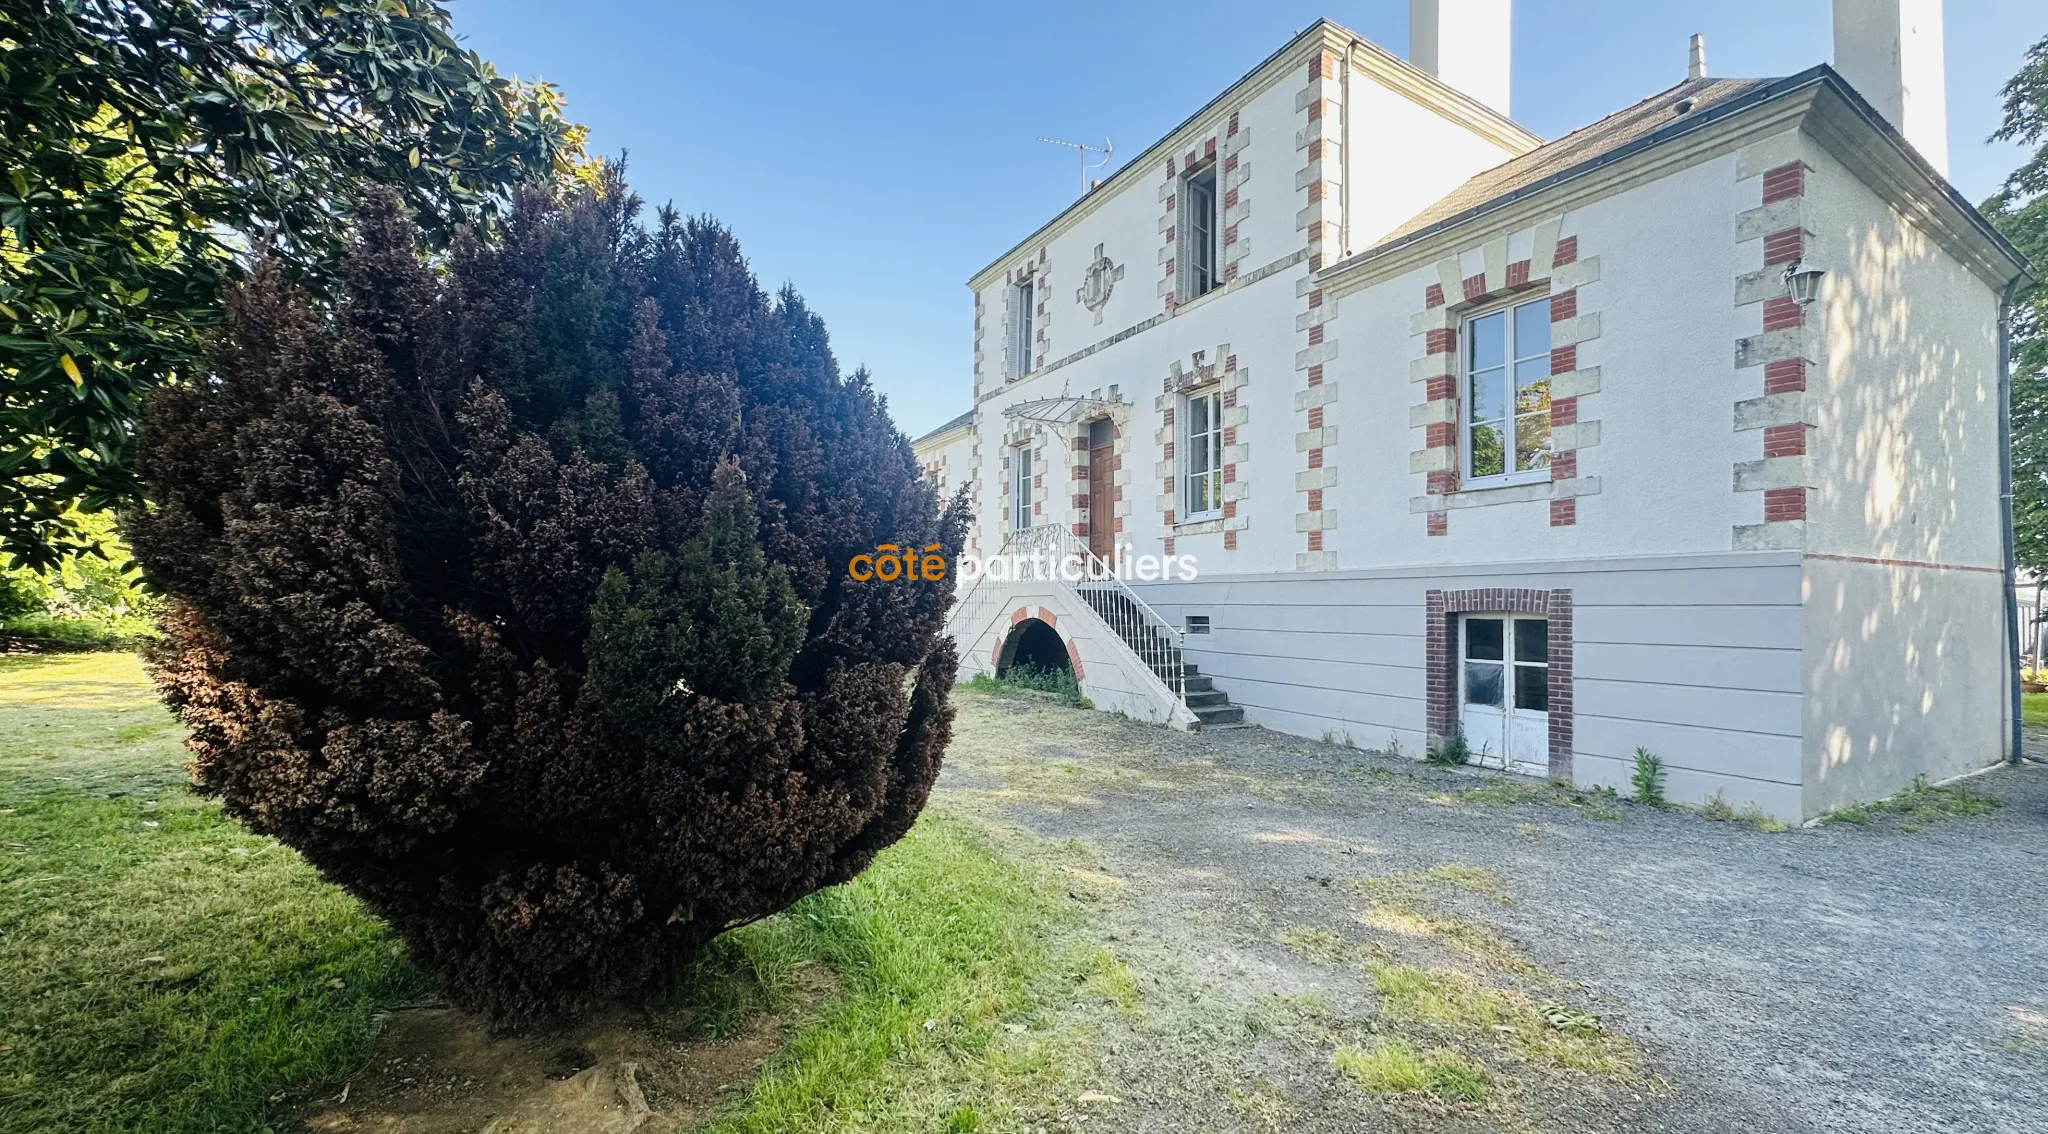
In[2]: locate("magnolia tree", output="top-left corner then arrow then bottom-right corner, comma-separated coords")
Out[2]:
131,178 -> 962,1023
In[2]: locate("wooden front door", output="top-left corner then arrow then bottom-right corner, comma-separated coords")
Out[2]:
1087,420 -> 1115,563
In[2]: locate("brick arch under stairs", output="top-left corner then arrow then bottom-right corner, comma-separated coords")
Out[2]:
946,579 -> 1201,730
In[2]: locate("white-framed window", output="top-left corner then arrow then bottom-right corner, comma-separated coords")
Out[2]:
1182,388 -> 1223,518
1463,296 -> 1553,483
1181,164 -> 1219,301
1461,614 -> 1548,714
1010,445 -> 1034,530
1008,279 -> 1035,379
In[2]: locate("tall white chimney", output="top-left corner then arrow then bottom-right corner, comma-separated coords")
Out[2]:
1831,0 -> 1948,175
1410,0 -> 1513,119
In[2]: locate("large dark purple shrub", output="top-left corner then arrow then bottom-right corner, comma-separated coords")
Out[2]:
130,175 -> 961,1023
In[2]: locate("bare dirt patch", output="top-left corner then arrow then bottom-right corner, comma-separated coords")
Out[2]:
299,977 -> 826,1134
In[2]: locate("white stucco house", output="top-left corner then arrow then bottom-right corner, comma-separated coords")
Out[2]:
913,410 -> 975,501
924,0 -> 2033,823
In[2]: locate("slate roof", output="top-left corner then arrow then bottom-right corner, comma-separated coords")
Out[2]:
1368,76 -> 1774,249
911,409 -> 974,447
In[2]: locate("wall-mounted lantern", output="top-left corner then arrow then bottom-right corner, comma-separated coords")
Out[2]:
1781,260 -> 1826,306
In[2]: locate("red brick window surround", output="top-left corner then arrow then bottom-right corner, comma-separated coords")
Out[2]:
1424,587 -> 1575,778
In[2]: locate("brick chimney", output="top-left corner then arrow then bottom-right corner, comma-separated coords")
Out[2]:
1832,0 -> 1948,176
1410,0 -> 1513,119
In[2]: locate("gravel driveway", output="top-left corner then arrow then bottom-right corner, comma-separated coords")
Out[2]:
936,692 -> 2048,1133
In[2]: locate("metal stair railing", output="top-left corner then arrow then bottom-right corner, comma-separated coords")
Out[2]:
1018,524 -> 1186,705
947,525 -> 1188,708
945,549 -> 1008,644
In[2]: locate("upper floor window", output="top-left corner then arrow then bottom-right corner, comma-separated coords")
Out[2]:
1464,297 -> 1552,483
1010,445 -> 1034,530
1008,279 -> 1035,379
1181,164 -> 1219,301
1183,388 -> 1223,518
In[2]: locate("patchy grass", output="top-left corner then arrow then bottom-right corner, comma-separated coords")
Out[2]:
703,813 -> 1100,1134
1277,856 -> 1643,1112
1347,863 -> 1535,975
1276,929 -> 1638,1082
962,663 -> 1090,709
1333,1038 -> 1487,1103
1698,794 -> 1789,833
1082,949 -> 1143,1014
1457,777 -> 1624,819
0,653 -> 430,1134
1820,775 -> 2001,832
1275,925 -> 1352,966
1369,961 -> 1508,1030
1358,904 -> 1536,976
943,691 -> 1316,810
1368,963 -> 1634,1077
1347,863 -> 1511,906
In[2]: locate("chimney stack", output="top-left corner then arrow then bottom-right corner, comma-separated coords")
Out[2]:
1688,34 -> 1707,81
1831,0 -> 1948,175
1410,0 -> 1513,119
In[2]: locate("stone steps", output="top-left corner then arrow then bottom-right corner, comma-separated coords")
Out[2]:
1076,592 -> 1245,730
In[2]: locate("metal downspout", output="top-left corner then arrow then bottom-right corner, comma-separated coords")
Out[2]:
1339,38 -> 1360,260
1999,273 -> 2024,764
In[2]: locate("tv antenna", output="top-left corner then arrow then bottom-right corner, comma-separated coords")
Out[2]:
1038,136 -> 1114,196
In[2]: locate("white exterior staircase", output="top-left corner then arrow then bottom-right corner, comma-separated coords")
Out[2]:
946,526 -> 1243,729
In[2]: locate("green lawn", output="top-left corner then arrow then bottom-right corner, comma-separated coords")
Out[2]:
2024,690 -> 2048,729
0,653 -> 428,1133
0,655 -> 1089,1133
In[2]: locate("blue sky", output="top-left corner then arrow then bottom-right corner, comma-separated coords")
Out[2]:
456,1 -> 2043,438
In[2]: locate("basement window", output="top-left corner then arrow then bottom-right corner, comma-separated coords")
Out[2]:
1185,615 -> 1211,635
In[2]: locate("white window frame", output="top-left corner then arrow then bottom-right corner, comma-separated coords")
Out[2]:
1180,163 -> 1219,302
1008,279 -> 1035,380
1459,614 -> 1550,716
1181,387 -> 1224,520
1010,445 -> 1034,530
1461,295 -> 1554,487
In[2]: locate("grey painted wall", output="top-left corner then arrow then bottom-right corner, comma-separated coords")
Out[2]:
1135,550 -> 1808,820
1800,557 -> 2006,816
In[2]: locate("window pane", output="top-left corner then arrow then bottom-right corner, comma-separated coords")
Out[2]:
1189,173 -> 1217,294
1465,662 -> 1503,706
1514,298 -> 1552,360
1514,618 -> 1548,662
1469,366 -> 1508,423
1015,284 -> 1034,376
1015,449 -> 1032,528
1468,312 -> 1504,371
1514,664 -> 1548,711
1515,358 -> 1551,400
1469,420 -> 1506,478
1514,413 -> 1552,471
1465,617 -> 1504,660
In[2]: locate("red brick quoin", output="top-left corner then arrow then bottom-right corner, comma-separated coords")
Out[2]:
1423,587 -> 1574,779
